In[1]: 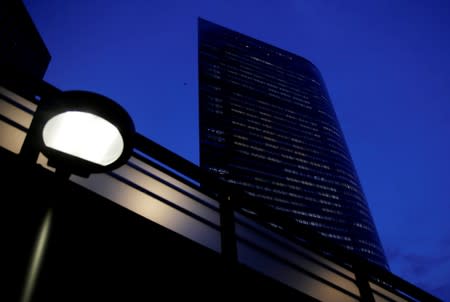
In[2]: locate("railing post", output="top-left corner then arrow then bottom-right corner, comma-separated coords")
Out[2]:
19,106 -> 43,165
219,193 -> 237,298
354,259 -> 375,302
220,194 -> 237,264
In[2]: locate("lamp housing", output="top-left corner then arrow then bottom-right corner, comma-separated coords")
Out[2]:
34,90 -> 135,177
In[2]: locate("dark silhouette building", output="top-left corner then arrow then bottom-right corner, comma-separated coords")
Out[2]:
198,18 -> 388,268
0,0 -> 50,97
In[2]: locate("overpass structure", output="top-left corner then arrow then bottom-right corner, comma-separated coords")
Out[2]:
0,79 -> 441,302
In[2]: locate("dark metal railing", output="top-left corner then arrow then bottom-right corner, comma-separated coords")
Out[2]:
132,114 -> 435,301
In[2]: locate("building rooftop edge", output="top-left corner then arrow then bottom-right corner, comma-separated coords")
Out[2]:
198,17 -> 319,72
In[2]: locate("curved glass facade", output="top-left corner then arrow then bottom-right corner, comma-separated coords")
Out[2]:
198,18 -> 388,268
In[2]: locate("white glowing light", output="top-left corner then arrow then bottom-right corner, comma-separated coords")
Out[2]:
42,111 -> 124,166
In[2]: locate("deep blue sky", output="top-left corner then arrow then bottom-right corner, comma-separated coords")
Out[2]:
25,0 -> 450,299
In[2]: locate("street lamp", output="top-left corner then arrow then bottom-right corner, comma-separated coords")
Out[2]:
20,90 -> 135,302
34,90 -> 135,177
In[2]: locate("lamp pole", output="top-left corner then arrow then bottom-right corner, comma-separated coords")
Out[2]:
20,208 -> 53,302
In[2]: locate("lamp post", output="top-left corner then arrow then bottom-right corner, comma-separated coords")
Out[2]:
20,90 -> 135,302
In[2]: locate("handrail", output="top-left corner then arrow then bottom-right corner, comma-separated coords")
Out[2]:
133,121 -> 441,302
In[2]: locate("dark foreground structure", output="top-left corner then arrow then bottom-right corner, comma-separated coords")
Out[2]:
0,78 -> 441,301
0,0 -> 50,98
198,19 -> 387,268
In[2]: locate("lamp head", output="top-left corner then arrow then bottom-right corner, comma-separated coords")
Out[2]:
35,90 -> 135,177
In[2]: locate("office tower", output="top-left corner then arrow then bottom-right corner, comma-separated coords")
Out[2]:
198,18 -> 388,268
0,0 -> 51,96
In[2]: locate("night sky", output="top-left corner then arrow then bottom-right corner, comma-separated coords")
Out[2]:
24,0 -> 450,300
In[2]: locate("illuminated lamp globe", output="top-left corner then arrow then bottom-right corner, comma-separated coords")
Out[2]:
36,90 -> 135,177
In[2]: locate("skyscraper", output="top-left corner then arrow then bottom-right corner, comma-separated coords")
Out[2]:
198,18 -> 388,268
